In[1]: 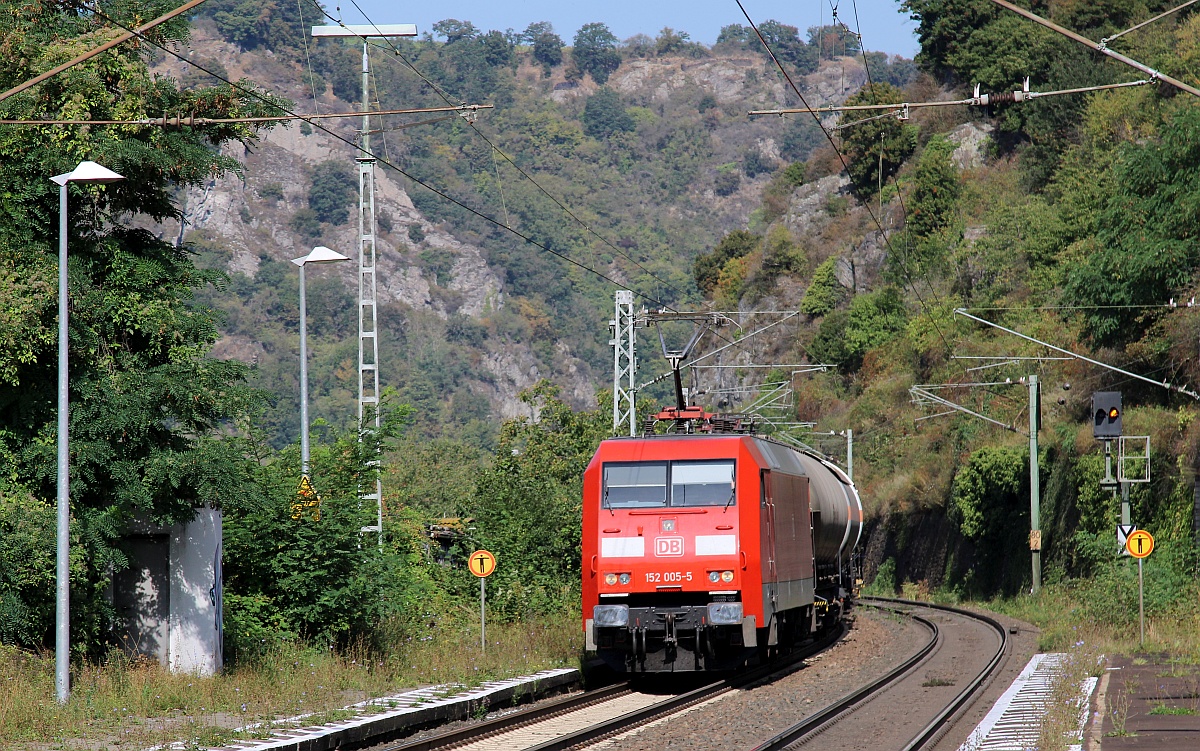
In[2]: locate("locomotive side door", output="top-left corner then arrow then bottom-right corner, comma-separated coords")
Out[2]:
760,469 -> 778,597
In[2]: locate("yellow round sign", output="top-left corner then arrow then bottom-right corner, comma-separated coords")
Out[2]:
469,549 -> 497,578
1126,530 -> 1155,559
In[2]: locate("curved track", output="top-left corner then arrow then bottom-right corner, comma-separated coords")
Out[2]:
750,597 -> 1008,751
374,600 -> 1006,751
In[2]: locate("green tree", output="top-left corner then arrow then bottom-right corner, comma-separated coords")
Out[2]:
582,88 -> 635,139
908,135 -> 961,240
0,0 -> 287,653
471,382 -> 610,617
308,160 -> 357,225
204,0 -> 309,54
801,257 -> 847,316
531,28 -> 564,74
693,230 -> 760,294
837,82 -> 918,196
432,19 -> 480,44
572,22 -> 622,84
1063,106 -> 1200,346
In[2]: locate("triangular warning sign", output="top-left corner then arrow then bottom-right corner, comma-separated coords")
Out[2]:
1117,524 -> 1136,545
297,474 -> 316,499
292,475 -> 321,521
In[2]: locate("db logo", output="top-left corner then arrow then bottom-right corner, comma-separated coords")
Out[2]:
655,537 -> 684,557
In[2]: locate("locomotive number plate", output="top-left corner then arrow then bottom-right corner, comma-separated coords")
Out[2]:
645,571 -> 694,583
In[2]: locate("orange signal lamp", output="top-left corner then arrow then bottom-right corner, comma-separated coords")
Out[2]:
1109,408 -> 1120,419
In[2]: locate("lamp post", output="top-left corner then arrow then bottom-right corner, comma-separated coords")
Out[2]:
291,246 -> 350,476
49,160 -> 123,705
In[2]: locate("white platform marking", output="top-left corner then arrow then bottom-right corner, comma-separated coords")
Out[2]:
958,653 -> 1099,751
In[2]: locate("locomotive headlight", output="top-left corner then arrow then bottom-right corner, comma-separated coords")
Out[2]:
721,570 -> 735,583
594,604 -> 629,627
619,573 -> 631,585
604,573 -> 618,586
708,571 -> 721,583
707,601 -> 743,625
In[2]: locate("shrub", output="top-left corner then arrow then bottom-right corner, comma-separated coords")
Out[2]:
693,230 -> 760,294
742,147 -> 773,178
258,182 -> 284,201
290,208 -> 321,239
714,169 -> 741,196
801,257 -> 847,316
582,88 -> 635,139
308,160 -> 357,226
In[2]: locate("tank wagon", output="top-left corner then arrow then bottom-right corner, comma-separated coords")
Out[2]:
582,425 -> 862,673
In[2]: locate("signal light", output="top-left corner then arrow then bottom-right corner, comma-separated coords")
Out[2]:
604,573 -> 617,585
721,570 -> 734,583
1092,391 -> 1122,439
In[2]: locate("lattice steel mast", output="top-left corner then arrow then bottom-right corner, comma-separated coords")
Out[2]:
312,23 -> 417,540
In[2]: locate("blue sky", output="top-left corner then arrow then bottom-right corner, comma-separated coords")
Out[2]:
334,1 -> 920,57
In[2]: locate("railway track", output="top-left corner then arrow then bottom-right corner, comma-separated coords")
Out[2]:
372,599 -> 1006,751
749,598 -> 1008,751
375,622 -> 847,751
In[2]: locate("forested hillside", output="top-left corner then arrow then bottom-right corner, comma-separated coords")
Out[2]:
4,0 -> 1200,675
680,0 -> 1200,610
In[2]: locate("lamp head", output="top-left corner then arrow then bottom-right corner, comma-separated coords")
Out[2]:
50,160 -> 124,186
292,245 -> 351,266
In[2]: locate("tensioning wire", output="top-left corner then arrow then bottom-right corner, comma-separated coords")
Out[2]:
67,0 -> 673,310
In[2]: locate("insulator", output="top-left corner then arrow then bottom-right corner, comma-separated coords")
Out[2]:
990,91 -> 1018,104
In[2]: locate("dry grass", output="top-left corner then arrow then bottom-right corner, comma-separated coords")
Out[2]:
1035,644 -> 1106,751
0,614 -> 581,749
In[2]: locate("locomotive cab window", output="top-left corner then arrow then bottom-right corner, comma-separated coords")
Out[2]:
603,463 -> 668,508
671,460 -> 735,507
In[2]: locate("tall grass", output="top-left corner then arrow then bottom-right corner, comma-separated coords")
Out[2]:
0,613 -> 581,749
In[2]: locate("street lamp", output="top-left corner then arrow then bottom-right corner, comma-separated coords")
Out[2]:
49,160 -> 123,705
291,246 -> 350,476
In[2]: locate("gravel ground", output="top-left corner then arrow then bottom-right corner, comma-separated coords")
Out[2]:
365,603 -> 1041,751
591,609 -> 925,750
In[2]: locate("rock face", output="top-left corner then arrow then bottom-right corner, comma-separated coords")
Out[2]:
158,25 -> 887,422
945,121 -> 993,170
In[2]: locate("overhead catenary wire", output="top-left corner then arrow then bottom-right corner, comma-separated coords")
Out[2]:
747,78 -> 1152,117
985,0 -> 1200,98
0,104 -> 492,126
0,0 -> 212,106
296,0 -> 322,118
734,0 -> 960,365
68,1 -> 674,311
1102,0 -> 1200,45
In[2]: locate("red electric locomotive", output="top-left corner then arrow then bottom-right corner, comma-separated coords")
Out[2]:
582,413 -> 862,673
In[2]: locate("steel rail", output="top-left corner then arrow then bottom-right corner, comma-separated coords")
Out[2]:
749,598 -> 1007,751
520,622 -> 847,751
888,600 -> 1010,751
377,683 -> 631,751
748,604 -> 940,751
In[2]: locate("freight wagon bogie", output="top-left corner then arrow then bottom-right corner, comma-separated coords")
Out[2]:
581,431 -> 862,674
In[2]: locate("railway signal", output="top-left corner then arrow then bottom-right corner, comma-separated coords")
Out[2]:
1092,391 -> 1122,439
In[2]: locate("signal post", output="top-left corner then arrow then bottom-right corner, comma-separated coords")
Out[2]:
470,549 -> 497,654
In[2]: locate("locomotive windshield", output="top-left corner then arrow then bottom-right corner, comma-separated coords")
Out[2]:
671,461 -> 735,506
603,463 -> 667,508
602,460 -> 735,508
